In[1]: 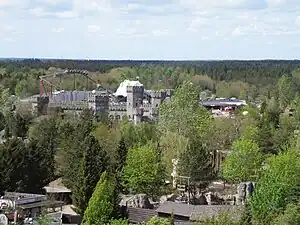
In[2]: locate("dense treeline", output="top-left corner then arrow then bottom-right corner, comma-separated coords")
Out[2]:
1,59 -> 300,83
1,59 -> 300,101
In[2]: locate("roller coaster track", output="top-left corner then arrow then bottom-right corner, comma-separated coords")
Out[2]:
39,69 -> 101,97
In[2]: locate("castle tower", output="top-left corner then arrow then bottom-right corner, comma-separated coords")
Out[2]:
126,85 -> 144,122
151,90 -> 167,108
36,96 -> 49,116
150,90 -> 167,120
88,91 -> 109,113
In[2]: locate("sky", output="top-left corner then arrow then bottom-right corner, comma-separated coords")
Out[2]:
0,0 -> 300,60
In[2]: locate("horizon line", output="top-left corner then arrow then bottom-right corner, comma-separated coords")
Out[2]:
0,57 -> 300,61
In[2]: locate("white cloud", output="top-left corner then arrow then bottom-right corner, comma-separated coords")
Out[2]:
296,16 -> 300,26
0,0 -> 28,7
179,0 -> 267,10
188,17 -> 209,32
3,37 -> 15,43
266,0 -> 300,8
1,0 -> 300,59
52,27 -> 64,33
152,29 -> 169,37
87,25 -> 101,33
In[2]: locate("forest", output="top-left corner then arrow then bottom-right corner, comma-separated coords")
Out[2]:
1,59 -> 300,224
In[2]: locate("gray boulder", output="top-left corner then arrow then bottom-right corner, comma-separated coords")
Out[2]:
122,194 -> 154,209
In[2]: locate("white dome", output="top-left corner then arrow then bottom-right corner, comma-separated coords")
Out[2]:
114,80 -> 143,97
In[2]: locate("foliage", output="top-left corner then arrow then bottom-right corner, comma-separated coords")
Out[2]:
159,81 -> 214,181
72,134 -> 109,214
0,138 -> 54,193
222,137 -> 264,183
59,114 -> 94,188
272,202 -> 300,225
276,75 -> 294,110
179,139 -> 214,181
120,121 -> 158,149
250,149 -> 300,224
122,145 -> 165,197
93,123 -> 121,167
142,217 -> 171,225
159,131 -> 189,176
201,212 -> 245,225
35,214 -> 51,225
159,81 -> 208,138
83,171 -> 117,225
105,219 -> 129,225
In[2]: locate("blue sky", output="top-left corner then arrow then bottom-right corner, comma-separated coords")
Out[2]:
0,0 -> 300,60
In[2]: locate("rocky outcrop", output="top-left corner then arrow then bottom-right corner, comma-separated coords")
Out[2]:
128,194 -> 153,209
236,182 -> 255,205
120,194 -> 154,209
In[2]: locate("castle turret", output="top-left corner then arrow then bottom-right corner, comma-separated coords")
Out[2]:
126,85 -> 144,122
150,90 -> 167,108
88,91 -> 109,112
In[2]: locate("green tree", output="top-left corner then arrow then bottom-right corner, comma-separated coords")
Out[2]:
60,113 -> 94,188
159,131 -> 189,176
0,137 -> 54,193
72,135 -> 109,214
83,171 -> 117,225
121,121 -> 158,149
158,81 -> 214,181
144,217 -> 170,225
0,138 -> 27,192
201,212 -> 243,225
222,138 -> 264,183
256,98 -> 280,154
93,123 -> 121,168
11,112 -> 29,138
29,117 -> 58,178
250,148 -> 300,224
21,139 -> 56,192
159,81 -> 211,138
122,145 -> 165,197
15,79 -> 28,98
35,214 -> 51,225
115,137 -> 128,171
272,202 -> 300,225
273,115 -> 296,152
293,94 -> 300,129
276,75 -> 294,110
105,219 -> 128,225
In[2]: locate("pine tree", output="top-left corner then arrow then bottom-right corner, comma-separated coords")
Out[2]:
0,138 -> 27,192
83,171 -> 117,225
22,139 -> 55,193
115,137 -> 128,171
72,135 -> 109,214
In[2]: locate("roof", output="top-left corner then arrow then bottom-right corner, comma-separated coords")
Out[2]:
44,178 -> 71,193
47,205 -> 79,217
190,205 -> 243,221
114,80 -> 143,97
156,202 -> 194,218
44,186 -> 71,193
200,99 -> 247,107
18,200 -> 64,210
61,205 -> 79,215
156,202 -> 243,221
127,207 -> 156,224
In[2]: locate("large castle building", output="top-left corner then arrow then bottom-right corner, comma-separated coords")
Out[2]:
29,80 -> 174,123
